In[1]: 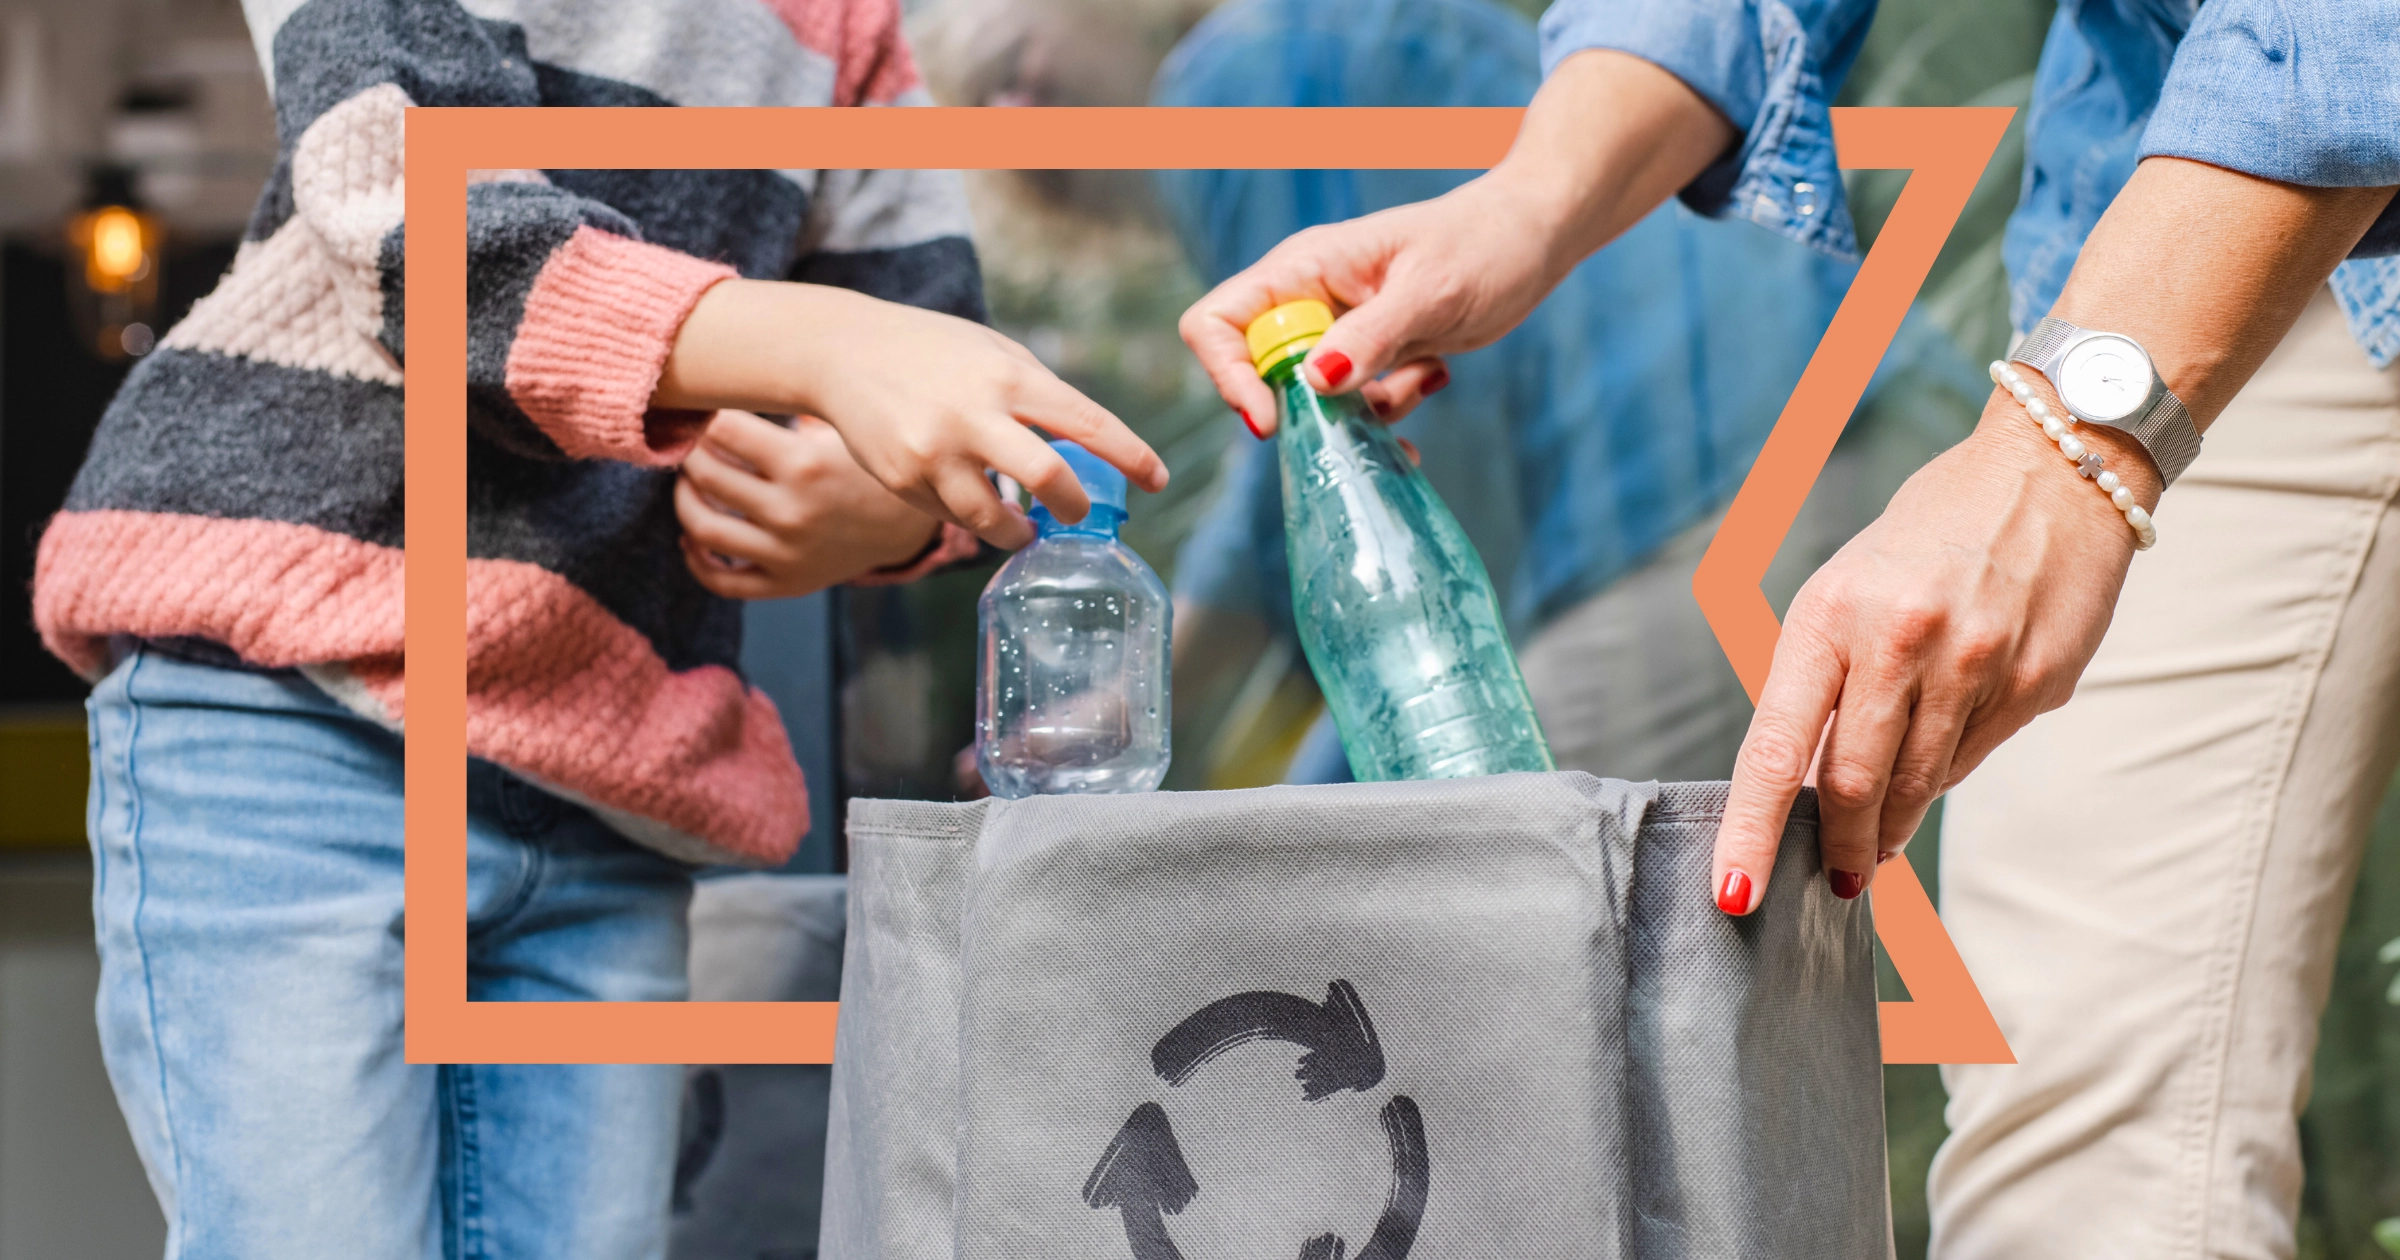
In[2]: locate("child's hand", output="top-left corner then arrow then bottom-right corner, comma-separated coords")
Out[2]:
674,410 -> 943,599
657,280 -> 1169,551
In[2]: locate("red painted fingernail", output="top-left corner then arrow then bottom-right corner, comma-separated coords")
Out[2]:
1370,397 -> 1391,417
1314,350 -> 1353,389
1829,869 -> 1866,900
1422,366 -> 1449,396
1238,407 -> 1263,439
1716,869 -> 1752,915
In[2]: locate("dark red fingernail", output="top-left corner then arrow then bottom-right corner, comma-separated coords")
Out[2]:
1716,869 -> 1752,915
1829,869 -> 1866,900
1238,407 -> 1263,439
1314,350 -> 1353,389
1370,397 -> 1391,417
1423,366 -> 1450,396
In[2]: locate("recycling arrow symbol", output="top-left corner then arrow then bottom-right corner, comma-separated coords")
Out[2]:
1154,979 -> 1386,1100
1083,980 -> 1429,1260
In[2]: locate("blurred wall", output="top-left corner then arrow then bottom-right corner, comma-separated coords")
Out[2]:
0,859 -> 166,1258
0,1 -> 273,1250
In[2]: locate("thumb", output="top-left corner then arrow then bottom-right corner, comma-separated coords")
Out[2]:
1301,283 -> 1432,395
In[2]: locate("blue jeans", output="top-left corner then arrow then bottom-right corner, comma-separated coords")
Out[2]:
85,646 -> 695,1259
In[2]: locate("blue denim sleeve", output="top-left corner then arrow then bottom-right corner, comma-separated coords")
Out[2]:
1537,0 -> 1877,259
2141,0 -> 2400,257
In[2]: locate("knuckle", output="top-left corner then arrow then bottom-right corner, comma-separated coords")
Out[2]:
961,498 -> 1010,535
2011,656 -> 2074,713
1785,578 -> 1851,631
761,500 -> 807,534
1816,758 -> 1886,811
768,449 -> 813,485
1738,725 -> 1816,783
994,362 -> 1033,403
1950,619 -> 2012,675
1884,765 -> 1942,809
1286,224 -> 1334,253
1882,597 -> 1948,653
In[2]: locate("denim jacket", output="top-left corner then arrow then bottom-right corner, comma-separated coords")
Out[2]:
1540,0 -> 2400,367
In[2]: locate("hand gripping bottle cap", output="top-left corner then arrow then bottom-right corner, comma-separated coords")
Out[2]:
1245,299 -> 1334,377
1029,439 -> 1128,534
1050,439 -> 1127,513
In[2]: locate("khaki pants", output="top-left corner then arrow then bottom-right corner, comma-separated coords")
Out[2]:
1933,290 -> 2400,1258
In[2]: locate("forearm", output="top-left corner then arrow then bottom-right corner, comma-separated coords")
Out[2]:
1485,49 -> 1739,280
2049,157 -> 2396,432
653,279 -> 854,416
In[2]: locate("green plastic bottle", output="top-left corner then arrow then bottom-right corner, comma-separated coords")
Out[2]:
1247,300 -> 1553,781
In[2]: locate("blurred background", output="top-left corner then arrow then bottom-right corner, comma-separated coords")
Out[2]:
5,1 -> 2400,1257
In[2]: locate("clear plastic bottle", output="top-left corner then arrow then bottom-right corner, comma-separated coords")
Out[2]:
976,440 -> 1172,798
1247,299 -> 1553,782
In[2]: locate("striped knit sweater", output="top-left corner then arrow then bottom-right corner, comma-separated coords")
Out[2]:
33,0 -> 986,866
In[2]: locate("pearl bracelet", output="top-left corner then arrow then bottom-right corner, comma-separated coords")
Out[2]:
1989,360 -> 2158,551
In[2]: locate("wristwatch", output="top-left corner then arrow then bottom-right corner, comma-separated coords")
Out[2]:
2010,317 -> 2201,486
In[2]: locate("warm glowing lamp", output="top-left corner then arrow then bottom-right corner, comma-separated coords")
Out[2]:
63,166 -> 163,360
77,204 -> 154,292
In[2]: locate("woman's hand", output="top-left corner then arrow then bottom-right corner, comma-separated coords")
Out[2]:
1711,388 -> 2155,912
675,410 -> 943,599
1713,161 -> 2395,913
1178,175 -> 1556,434
657,280 -> 1167,551
1178,49 -> 1738,435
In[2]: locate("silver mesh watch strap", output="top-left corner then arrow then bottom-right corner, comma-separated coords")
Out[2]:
2011,317 -> 2076,368
2011,316 -> 2203,486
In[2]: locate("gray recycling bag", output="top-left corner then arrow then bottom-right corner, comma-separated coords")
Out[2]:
823,773 -> 1887,1260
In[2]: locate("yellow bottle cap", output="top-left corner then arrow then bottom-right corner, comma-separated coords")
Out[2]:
1245,299 -> 1334,376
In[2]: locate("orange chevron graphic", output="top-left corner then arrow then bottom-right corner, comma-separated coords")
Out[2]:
406,105 -> 2021,1065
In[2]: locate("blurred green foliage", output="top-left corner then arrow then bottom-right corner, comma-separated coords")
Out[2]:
2298,770 -> 2400,1260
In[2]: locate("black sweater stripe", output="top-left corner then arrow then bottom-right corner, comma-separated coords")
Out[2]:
65,348 -> 741,674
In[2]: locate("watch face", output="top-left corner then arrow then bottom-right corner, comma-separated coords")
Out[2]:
2059,335 -> 2152,422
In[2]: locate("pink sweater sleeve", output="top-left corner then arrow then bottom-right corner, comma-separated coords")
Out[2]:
503,227 -> 736,466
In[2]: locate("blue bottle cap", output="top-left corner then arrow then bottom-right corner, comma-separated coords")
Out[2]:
1050,439 -> 1128,513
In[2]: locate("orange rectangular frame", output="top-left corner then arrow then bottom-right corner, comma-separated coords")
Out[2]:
403,105 -> 2015,1066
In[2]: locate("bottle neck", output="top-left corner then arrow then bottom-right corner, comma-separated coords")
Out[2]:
1259,337 -> 1313,391
1263,353 -> 1344,436
1030,503 -> 1127,539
